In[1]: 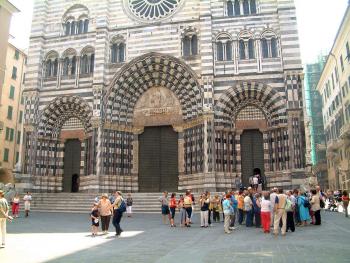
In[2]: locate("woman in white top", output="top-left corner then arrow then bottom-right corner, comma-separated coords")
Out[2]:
12,194 -> 20,218
260,191 -> 271,233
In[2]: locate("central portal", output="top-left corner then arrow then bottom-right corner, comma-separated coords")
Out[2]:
139,126 -> 178,192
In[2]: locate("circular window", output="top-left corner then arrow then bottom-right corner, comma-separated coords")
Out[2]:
127,0 -> 182,22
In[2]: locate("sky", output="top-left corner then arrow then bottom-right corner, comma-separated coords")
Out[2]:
8,0 -> 349,64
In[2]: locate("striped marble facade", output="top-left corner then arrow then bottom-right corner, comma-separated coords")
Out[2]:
20,0 -> 307,193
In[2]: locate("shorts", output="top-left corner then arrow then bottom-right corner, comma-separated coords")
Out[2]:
170,207 -> 176,219
92,218 -> 99,227
161,205 -> 170,215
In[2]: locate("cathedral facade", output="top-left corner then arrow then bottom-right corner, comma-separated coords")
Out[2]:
21,0 -> 307,193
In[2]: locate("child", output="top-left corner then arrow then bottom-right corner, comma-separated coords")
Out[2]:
91,203 -> 99,237
126,193 -> 133,217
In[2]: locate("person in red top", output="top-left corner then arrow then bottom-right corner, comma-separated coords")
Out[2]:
342,191 -> 349,217
169,193 -> 177,227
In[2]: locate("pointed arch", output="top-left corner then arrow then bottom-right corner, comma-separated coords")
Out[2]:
38,96 -> 93,138
215,82 -> 286,128
104,52 -> 203,125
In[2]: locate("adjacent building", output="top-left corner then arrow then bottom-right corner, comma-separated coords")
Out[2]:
317,4 -> 350,191
20,0 -> 306,193
0,43 -> 26,183
304,55 -> 328,189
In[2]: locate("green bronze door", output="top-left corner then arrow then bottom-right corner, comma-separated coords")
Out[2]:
139,126 -> 178,192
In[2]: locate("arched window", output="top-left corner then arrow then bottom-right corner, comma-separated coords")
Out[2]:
71,56 -> 76,75
65,22 -> 71,36
45,60 -> 52,77
239,40 -> 246,60
183,36 -> 191,57
90,54 -> 94,73
227,1 -> 234,17
70,21 -> 76,35
191,35 -> 198,56
118,43 -> 125,63
84,19 -> 89,33
248,39 -> 255,59
111,43 -> 118,63
63,57 -> 70,76
234,0 -> 240,15
271,38 -> 278,58
250,0 -> 257,14
78,20 -> 84,34
261,38 -> 269,58
53,59 -> 58,76
243,0 -> 250,15
226,41 -> 233,61
217,42 -> 224,61
80,55 -> 88,74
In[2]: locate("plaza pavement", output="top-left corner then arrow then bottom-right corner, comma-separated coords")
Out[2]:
1,211 -> 349,263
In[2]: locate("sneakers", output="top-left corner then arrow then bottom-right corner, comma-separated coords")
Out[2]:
229,227 -> 236,230
225,231 -> 232,234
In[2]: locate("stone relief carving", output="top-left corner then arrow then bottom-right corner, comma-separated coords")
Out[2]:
133,87 -> 183,127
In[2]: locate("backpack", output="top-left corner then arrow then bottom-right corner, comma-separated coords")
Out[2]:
320,198 -> 325,208
285,198 -> 292,211
117,199 -> 127,213
303,198 -> 311,209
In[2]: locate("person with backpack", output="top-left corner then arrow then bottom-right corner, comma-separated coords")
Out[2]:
169,193 -> 177,227
297,191 -> 310,226
199,193 -> 210,228
183,190 -> 193,227
112,191 -> 126,237
222,194 -> 233,234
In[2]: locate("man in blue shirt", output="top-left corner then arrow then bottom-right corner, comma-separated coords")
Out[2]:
229,190 -> 238,230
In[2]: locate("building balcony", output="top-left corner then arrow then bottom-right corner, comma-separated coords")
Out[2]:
340,123 -> 350,139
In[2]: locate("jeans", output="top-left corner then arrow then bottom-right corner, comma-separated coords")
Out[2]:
112,210 -> 123,235
238,209 -> 245,224
212,210 -> 220,222
286,211 -> 295,232
314,209 -> 321,225
208,210 -> 212,225
100,215 -> 111,231
179,208 -> 186,225
246,210 -> 253,227
254,210 -> 261,227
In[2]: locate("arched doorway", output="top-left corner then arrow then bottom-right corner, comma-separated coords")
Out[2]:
240,130 -> 264,187
63,139 -> 81,192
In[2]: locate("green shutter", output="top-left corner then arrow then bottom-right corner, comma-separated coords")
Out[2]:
5,127 -> 10,140
11,66 -> 17,80
15,152 -> 19,163
17,131 -> 21,144
14,50 -> 19,60
3,148 -> 9,162
7,106 -> 13,120
19,111 -> 23,124
9,85 -> 15,99
10,128 -> 14,141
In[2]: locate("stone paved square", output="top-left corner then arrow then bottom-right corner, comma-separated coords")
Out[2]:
1,211 -> 349,263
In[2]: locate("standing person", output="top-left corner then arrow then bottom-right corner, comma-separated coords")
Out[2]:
126,193 -> 133,218
190,191 -> 195,224
237,190 -> 245,225
12,194 -> 20,218
229,191 -> 238,230
285,191 -> 295,232
260,191 -> 271,233
184,190 -> 193,227
222,194 -> 232,234
244,190 -> 253,227
23,192 -> 32,218
253,176 -> 259,191
206,191 -> 212,226
178,194 -> 186,226
112,191 -> 125,237
253,193 -> 261,228
0,190 -> 13,248
310,189 -> 321,225
91,203 -> 100,237
169,193 -> 177,227
200,193 -> 209,228
270,188 -> 278,227
293,189 -> 301,226
210,194 -> 221,223
98,194 -> 112,234
341,190 -> 349,217
273,188 -> 287,237
234,175 -> 241,190
159,191 -> 171,225
298,192 -> 310,226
